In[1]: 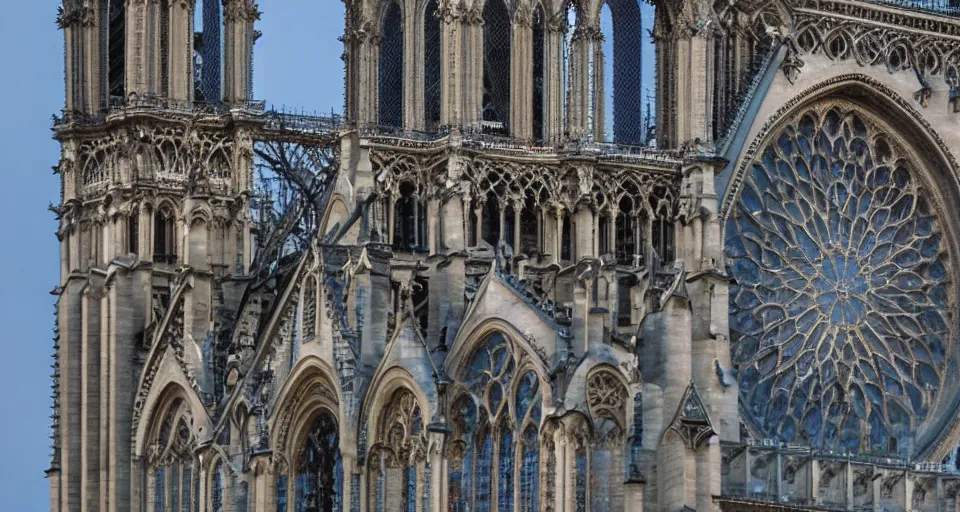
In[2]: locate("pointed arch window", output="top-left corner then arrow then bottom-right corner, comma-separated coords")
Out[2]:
294,411 -> 341,512
107,0 -> 125,102
369,389 -> 426,512
424,0 -> 441,131
450,333 -> 543,512
154,206 -> 177,265
596,0 -> 645,144
482,0 -> 511,133
379,1 -> 404,127
159,0 -> 171,97
532,6 -> 546,142
586,369 -> 629,512
145,398 -> 200,512
393,181 -> 427,251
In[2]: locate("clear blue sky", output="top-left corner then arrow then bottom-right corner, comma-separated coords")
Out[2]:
0,2 -> 344,508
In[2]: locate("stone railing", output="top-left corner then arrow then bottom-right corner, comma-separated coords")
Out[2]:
866,0 -> 960,16
720,441 -> 960,511
52,95 -> 268,127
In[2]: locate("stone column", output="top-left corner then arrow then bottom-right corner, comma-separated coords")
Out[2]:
624,478 -> 645,512
223,0 -> 260,103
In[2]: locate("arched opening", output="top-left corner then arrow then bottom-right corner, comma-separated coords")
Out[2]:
144,397 -> 201,512
586,369 -> 628,512
598,0 -> 644,144
159,0 -> 171,97
295,411 -> 342,512
379,1 -> 404,127
615,195 -> 639,265
481,191 -> 501,247
106,0 -> 125,102
424,0 -> 441,130
532,5 -> 546,142
448,332 -> 543,511
519,193 -> 540,256
393,181 -> 427,252
194,0 -> 222,102
482,0 -> 511,134
154,206 -> 177,265
368,389 -> 425,512
128,209 -> 140,255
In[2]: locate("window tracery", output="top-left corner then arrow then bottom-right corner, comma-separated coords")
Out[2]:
585,369 -> 628,512
726,104 -> 954,454
146,398 -> 200,512
293,411 -> 341,512
369,389 -> 426,512
448,332 -> 543,512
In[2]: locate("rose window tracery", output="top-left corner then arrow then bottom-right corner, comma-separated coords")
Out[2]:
726,104 -> 954,454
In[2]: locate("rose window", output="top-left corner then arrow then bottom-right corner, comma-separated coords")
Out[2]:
726,104 -> 953,454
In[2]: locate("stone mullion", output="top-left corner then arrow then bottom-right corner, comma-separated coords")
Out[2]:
439,12 -> 462,126
593,34 -> 605,142
168,0 -> 192,101
81,1 -> 103,113
511,17 -> 532,140
471,17 -> 483,129
405,1 -> 418,131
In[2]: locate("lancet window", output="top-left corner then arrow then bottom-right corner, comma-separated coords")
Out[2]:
159,0 -> 171,97
368,389 -> 427,512
379,1 -> 404,127
393,181 -> 427,251
597,0 -> 644,144
532,6 -> 546,142
447,332 -> 544,512
106,0 -> 125,101
571,369 -> 629,512
424,0 -> 441,130
154,206 -> 177,265
482,0 -> 512,133
145,398 -> 200,512
294,411 -> 342,512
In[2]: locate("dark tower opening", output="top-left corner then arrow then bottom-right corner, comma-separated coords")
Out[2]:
379,1 -> 404,127
482,0 -> 511,132
107,0 -> 125,101
424,0 -> 441,131
533,6 -> 545,142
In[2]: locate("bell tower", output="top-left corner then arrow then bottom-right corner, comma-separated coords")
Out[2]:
48,1 -> 259,510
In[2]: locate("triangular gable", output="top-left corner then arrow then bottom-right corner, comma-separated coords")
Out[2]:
664,382 -> 716,450
446,272 -> 559,377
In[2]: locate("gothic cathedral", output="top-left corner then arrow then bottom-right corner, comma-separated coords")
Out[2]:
48,0 -> 960,511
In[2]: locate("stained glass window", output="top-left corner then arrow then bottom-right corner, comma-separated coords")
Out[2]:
519,425 -> 539,512
276,474 -> 288,512
182,466 -> 192,512
575,447 -> 587,512
476,432 -> 494,512
212,462 -> 224,512
371,389 -> 426,511
295,411 -> 341,512
453,333 -> 543,511
155,467 -> 166,512
726,105 -> 953,455
497,426 -> 514,512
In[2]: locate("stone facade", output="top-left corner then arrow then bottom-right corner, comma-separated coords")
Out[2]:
47,1 -> 960,511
